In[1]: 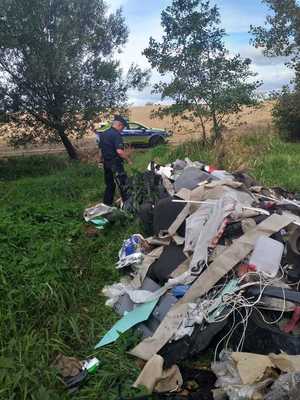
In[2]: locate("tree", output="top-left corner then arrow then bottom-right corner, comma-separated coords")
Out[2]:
0,0 -> 149,159
272,86 -> 300,141
143,0 -> 260,143
250,0 -> 300,79
251,1 -> 300,141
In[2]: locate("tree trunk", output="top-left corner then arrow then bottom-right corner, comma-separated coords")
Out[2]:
212,111 -> 221,143
57,126 -> 78,160
194,105 -> 207,144
199,115 -> 207,144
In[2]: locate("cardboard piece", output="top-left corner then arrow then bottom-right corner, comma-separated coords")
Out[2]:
231,352 -> 300,385
168,203 -> 190,237
95,299 -> 159,349
231,353 -> 275,385
269,353 -> 300,373
133,354 -> 182,393
130,246 -> 164,289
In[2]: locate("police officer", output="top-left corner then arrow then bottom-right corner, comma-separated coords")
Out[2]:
99,116 -> 132,206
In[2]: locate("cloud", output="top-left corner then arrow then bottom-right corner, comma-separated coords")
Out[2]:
226,43 -> 291,67
214,0 -> 269,33
253,64 -> 294,90
118,17 -> 163,72
107,0 -> 127,12
225,41 -> 295,91
219,10 -> 265,34
127,88 -> 160,106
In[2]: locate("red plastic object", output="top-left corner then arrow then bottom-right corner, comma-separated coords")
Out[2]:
282,306 -> 300,334
204,165 -> 217,173
237,264 -> 257,278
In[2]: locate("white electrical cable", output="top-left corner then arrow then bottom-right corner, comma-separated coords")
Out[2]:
259,194 -> 300,209
189,262 -> 292,361
205,266 -> 291,359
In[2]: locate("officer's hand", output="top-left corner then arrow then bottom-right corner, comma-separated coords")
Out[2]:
128,159 -> 133,166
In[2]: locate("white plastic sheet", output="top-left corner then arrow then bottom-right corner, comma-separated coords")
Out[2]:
83,203 -> 115,222
188,195 -> 237,274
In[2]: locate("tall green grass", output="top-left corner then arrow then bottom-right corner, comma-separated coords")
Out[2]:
252,135 -> 300,191
0,157 -> 141,399
135,132 -> 300,191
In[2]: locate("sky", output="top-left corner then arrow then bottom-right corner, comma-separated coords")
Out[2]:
108,0 -> 294,105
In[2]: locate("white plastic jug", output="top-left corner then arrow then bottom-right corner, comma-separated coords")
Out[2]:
249,236 -> 284,277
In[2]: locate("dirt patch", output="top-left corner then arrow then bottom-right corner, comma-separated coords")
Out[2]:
130,101 -> 273,142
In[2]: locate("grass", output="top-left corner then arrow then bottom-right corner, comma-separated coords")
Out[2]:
0,131 -> 299,400
0,157 -> 142,400
251,135 -> 300,191
132,130 -> 300,191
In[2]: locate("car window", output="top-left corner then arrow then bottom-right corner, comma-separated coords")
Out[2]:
128,123 -> 143,130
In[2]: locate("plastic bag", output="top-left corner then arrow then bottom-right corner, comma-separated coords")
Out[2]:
265,373 -> 300,400
117,234 -> 144,269
212,351 -> 273,400
102,283 -> 127,307
83,203 -> 115,222
226,379 -> 273,400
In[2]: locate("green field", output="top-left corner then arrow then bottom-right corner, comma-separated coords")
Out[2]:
0,133 -> 300,399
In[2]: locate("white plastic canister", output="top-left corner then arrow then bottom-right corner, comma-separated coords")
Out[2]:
249,236 -> 284,277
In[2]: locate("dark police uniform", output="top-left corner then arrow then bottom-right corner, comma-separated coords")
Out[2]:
99,127 -> 128,206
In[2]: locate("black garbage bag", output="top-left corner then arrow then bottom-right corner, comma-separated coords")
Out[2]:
153,198 -> 186,238
160,320 -> 228,368
123,170 -> 163,213
147,242 -> 187,285
229,308 -> 300,355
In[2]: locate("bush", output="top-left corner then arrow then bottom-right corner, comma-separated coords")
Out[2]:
272,88 -> 300,141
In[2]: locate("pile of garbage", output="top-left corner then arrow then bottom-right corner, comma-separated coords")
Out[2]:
89,158 -> 300,399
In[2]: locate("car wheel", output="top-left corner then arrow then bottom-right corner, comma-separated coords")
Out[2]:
149,136 -> 165,147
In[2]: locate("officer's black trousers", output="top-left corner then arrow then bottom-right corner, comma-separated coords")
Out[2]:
103,161 -> 128,206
